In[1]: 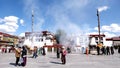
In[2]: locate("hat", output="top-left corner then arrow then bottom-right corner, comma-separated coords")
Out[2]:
62,46 -> 65,49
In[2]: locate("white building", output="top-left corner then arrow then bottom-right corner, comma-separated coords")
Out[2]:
68,34 -> 89,53
89,34 -> 106,46
89,34 -> 115,47
23,31 -> 56,53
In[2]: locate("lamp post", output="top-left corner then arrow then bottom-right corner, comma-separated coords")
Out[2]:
31,9 -> 34,48
97,9 -> 101,44
32,9 -> 34,33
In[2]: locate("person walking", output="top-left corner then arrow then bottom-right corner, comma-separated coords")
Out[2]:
42,47 -> 46,56
61,46 -> 67,64
56,47 -> 60,58
32,46 -> 38,58
97,46 -> 100,55
106,46 -> 110,55
21,46 -> 27,66
118,46 -> 120,54
15,47 -> 21,66
110,46 -> 114,55
101,46 -> 106,55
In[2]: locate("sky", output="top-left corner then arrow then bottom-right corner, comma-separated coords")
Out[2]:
0,0 -> 120,38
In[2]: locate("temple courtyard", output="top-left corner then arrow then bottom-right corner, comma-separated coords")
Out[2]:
0,50 -> 120,68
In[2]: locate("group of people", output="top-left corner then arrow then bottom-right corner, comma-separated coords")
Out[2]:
97,46 -> 115,55
31,46 -> 67,64
32,46 -> 46,58
15,46 -> 27,66
1,46 -> 14,53
32,46 -> 67,64
14,45 -> 120,66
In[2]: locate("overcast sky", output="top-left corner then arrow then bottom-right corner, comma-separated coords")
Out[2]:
0,0 -> 120,38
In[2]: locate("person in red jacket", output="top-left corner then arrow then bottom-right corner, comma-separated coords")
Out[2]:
61,46 -> 67,64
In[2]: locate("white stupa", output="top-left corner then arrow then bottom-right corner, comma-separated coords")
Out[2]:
90,37 -> 97,45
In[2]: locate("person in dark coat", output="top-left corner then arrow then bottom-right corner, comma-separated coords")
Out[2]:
21,46 -> 27,66
67,47 -> 71,53
118,46 -> 120,54
42,47 -> 46,56
101,46 -> 105,55
110,46 -> 114,55
56,47 -> 60,58
106,46 -> 110,55
97,46 -> 100,55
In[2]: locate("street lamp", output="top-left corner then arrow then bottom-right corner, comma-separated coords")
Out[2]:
97,9 -> 101,44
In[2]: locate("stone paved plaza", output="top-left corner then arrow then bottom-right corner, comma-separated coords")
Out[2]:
0,51 -> 120,68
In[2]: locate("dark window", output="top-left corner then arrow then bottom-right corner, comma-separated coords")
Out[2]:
101,37 -> 103,40
100,42 -> 103,44
96,42 -> 98,44
41,39 -> 43,41
95,37 -> 98,40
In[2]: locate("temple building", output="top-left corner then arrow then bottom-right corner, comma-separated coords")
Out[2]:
24,31 -> 58,53
106,36 -> 120,46
89,34 -> 106,46
0,32 -> 19,52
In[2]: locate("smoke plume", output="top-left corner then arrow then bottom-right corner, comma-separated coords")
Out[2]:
98,6 -> 109,12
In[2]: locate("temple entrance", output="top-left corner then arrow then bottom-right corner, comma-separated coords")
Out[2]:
43,44 -> 62,53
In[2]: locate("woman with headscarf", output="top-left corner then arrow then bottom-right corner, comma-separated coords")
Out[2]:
61,46 -> 67,64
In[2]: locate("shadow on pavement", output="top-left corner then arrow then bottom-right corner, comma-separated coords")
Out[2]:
50,61 -> 62,64
9,63 -> 22,66
49,57 -> 58,59
9,63 -> 16,66
28,56 -> 33,58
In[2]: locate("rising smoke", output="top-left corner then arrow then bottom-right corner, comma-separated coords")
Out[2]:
98,6 -> 109,12
23,0 -> 91,47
